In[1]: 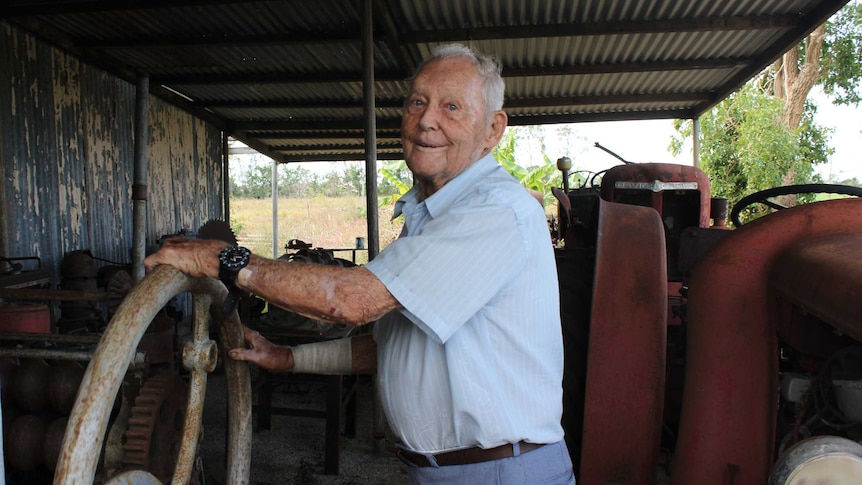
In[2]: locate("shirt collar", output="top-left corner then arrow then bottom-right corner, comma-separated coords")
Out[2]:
393,152 -> 498,220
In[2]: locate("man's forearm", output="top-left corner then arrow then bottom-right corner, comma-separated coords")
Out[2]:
290,334 -> 377,375
237,256 -> 397,326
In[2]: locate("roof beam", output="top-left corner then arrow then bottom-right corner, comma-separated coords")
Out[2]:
45,14 -> 799,49
227,90 -> 709,131
152,70 -> 406,85
503,58 -> 748,77
279,152 -> 405,163
404,14 -> 800,43
506,92 -> 713,107
251,132 -> 401,141
80,32 -> 366,49
272,142 -> 402,151
232,119 -> 402,131
193,99 -> 404,109
506,109 -> 696,125
156,57 -> 746,86
3,0 -> 262,16
373,0 -> 415,75
230,131 -> 286,163
198,91 -> 709,111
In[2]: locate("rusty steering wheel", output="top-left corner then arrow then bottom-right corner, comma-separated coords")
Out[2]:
730,183 -> 862,227
53,265 -> 252,484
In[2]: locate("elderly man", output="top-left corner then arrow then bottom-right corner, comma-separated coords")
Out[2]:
144,43 -> 574,484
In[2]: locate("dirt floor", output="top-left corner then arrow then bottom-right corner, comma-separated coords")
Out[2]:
199,371 -> 408,485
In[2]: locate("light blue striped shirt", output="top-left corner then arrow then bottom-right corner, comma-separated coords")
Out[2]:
366,153 -> 564,453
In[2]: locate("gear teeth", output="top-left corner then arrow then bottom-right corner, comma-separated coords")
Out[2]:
197,219 -> 238,245
121,374 -> 176,469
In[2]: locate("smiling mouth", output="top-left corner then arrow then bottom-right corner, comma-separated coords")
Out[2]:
415,141 -> 446,149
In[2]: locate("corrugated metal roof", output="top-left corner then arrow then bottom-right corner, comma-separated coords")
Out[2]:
1,0 -> 848,162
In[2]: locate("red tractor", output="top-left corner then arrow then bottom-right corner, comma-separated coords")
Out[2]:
555,161 -> 862,484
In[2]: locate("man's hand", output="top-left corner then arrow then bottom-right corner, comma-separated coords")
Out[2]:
143,237 -> 230,278
228,326 -> 294,373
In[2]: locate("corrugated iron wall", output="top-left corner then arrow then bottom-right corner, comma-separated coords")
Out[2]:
0,21 -> 223,284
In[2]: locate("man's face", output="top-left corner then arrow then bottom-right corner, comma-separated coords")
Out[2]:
401,56 -> 506,197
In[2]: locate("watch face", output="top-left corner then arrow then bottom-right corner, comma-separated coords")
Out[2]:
219,246 -> 251,271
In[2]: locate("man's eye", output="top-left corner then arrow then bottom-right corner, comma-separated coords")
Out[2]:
447,103 -> 458,111
410,99 -> 424,107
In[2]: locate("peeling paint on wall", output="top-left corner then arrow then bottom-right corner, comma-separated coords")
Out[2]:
0,20 -> 223,285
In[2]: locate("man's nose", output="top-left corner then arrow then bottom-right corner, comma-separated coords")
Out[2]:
418,106 -> 439,130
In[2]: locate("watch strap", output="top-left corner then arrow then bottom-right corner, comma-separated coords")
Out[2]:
218,246 -> 251,315
223,286 -> 242,315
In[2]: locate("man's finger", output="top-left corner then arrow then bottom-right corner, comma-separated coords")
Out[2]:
228,348 -> 252,361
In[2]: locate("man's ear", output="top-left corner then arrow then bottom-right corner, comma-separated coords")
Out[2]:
486,110 -> 508,148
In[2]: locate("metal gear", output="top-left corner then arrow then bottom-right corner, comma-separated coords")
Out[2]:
104,267 -> 173,332
105,269 -> 133,317
122,373 -> 190,483
197,219 -> 238,245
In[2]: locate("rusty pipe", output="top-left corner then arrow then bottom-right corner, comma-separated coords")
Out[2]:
131,74 -> 149,283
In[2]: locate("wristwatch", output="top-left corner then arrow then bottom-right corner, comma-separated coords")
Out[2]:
218,246 -> 251,314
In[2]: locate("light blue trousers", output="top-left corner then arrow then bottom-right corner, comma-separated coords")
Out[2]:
406,440 -> 575,485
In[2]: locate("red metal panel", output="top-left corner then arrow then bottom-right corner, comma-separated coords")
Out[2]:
0,303 -> 50,333
672,198 -> 862,485
771,233 -> 862,343
580,200 -> 667,484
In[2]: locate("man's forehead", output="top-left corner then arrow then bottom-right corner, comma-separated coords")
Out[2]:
410,58 -> 480,94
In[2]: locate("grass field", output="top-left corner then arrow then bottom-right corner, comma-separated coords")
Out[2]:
229,196 -> 404,264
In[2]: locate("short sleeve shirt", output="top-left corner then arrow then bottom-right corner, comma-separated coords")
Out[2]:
365,153 -> 564,453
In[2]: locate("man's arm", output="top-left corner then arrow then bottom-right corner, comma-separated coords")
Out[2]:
229,327 -> 377,375
143,237 -> 399,326
237,255 -> 395,326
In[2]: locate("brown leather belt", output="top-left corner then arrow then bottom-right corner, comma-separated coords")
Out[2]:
396,441 -> 545,467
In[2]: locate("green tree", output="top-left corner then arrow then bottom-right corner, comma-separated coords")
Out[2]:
673,86 -> 833,225
242,163 -> 274,199
798,2 -> 862,107
342,163 -> 365,196
494,128 -> 561,207
671,2 -> 861,222
672,84 -> 829,219
278,164 -> 313,198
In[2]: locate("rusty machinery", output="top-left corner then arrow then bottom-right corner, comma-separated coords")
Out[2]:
0,222 -> 251,484
554,156 -> 862,484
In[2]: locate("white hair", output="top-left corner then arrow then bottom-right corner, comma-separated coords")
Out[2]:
409,43 -> 506,119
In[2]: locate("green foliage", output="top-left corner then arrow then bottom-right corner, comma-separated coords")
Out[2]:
234,162 -> 274,199
670,83 -> 830,222
230,158 -> 367,200
667,2 -> 861,225
378,160 -> 412,207
278,165 -> 314,198
821,1 -> 862,106
494,128 -> 562,207
342,163 -> 365,196
229,216 -> 246,239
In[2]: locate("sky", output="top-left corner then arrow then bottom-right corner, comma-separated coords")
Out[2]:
513,87 -> 861,183
810,88 -> 862,182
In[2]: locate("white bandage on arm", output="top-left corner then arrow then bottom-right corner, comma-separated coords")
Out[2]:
290,338 -> 352,375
